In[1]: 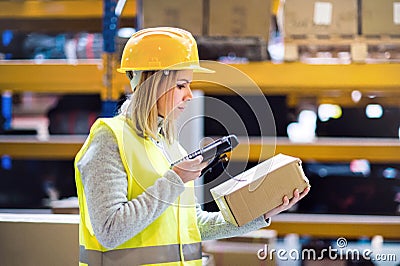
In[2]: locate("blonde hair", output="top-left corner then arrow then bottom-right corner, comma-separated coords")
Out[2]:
123,70 -> 178,144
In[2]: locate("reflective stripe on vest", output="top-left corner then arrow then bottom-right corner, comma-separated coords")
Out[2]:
79,242 -> 202,265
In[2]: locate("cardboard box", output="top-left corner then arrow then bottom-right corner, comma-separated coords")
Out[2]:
196,35 -> 268,61
142,0 -> 204,36
211,154 -> 310,226
362,0 -> 400,36
208,0 -> 272,42
0,214 -> 79,266
282,0 -> 358,37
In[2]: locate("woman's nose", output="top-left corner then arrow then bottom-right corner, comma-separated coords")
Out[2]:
184,85 -> 193,101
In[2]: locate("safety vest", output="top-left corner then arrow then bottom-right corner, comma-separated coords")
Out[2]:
74,115 -> 202,266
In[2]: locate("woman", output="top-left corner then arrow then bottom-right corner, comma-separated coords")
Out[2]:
75,27 -> 309,266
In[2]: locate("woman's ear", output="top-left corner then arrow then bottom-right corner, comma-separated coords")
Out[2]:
126,71 -> 134,80
129,71 -> 143,92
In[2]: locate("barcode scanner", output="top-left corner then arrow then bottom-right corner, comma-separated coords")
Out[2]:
171,135 -> 239,176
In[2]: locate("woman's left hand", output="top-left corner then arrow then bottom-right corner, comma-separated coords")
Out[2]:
263,186 -> 311,220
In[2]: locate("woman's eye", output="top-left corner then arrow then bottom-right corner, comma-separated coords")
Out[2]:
177,84 -> 185,89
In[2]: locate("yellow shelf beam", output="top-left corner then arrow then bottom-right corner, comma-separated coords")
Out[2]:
232,137 -> 400,163
0,0 -> 136,19
1,136 -> 399,163
193,62 -> 400,96
0,135 -> 85,160
1,61 -> 400,100
268,214 -> 400,239
0,60 -> 105,94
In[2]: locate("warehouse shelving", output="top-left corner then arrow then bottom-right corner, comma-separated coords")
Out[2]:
0,212 -> 398,242
1,60 -> 400,162
0,59 -> 104,94
0,0 -> 136,32
195,61 -> 400,106
0,135 -> 85,160
0,1 -> 399,244
1,135 -> 399,163
195,61 -> 400,93
0,0 -> 136,19
234,137 -> 400,163
269,213 -> 400,239
1,60 -> 400,99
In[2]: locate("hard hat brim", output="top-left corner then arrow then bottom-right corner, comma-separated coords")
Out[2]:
117,64 -> 215,74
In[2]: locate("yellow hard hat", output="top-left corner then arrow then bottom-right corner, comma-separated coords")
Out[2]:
117,27 -> 213,73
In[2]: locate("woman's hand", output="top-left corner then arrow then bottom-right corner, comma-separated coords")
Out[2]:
172,156 -> 208,183
263,186 -> 311,220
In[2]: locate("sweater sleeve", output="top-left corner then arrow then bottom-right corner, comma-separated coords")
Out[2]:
77,124 -> 185,249
195,203 -> 270,241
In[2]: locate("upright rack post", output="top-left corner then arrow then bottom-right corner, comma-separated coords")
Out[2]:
101,0 -> 124,117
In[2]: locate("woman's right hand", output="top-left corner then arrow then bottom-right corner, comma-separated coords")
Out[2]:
172,156 -> 208,183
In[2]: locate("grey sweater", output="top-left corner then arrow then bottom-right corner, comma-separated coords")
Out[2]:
77,124 -> 269,249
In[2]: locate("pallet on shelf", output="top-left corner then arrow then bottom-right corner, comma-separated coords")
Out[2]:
283,34 -> 355,62
280,0 -> 358,61
196,35 -> 268,62
283,34 -> 400,62
359,0 -> 400,62
352,35 -> 400,62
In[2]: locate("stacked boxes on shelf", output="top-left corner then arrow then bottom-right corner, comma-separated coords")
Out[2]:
141,0 -> 272,61
280,0 -> 358,61
280,0 -> 400,62
142,0 -> 204,36
362,0 -> 400,36
361,0 -> 400,61
208,0 -> 271,42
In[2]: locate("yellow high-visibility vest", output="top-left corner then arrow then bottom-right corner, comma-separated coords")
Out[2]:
74,115 -> 202,266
